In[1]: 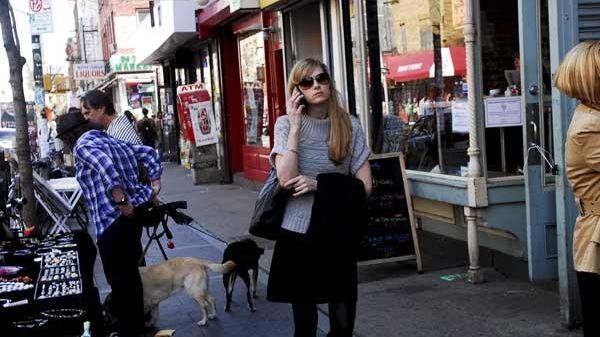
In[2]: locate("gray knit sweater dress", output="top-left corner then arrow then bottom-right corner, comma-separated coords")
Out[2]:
267,113 -> 370,303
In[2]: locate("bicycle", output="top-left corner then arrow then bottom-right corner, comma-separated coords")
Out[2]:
0,152 -> 28,239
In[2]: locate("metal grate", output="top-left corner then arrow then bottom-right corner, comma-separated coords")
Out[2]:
579,0 -> 600,41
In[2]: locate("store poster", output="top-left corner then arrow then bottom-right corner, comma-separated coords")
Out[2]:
451,100 -> 469,133
177,83 -> 217,145
484,96 -> 523,128
188,102 -> 218,146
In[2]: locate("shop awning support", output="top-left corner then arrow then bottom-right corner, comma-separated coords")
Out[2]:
464,0 -> 485,284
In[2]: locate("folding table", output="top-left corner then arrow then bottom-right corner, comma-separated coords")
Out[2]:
33,173 -> 86,235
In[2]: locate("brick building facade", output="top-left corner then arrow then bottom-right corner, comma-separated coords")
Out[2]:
98,0 -> 149,60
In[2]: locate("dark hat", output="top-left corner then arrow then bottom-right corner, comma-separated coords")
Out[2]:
56,112 -> 88,138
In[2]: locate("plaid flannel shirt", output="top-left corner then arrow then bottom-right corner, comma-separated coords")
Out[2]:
73,130 -> 162,237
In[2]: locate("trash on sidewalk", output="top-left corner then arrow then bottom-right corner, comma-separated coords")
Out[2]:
440,273 -> 467,282
154,329 -> 175,337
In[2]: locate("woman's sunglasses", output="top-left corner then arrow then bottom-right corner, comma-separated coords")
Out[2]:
297,72 -> 331,90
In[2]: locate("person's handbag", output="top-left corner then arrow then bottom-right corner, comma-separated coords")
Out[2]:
249,168 -> 288,240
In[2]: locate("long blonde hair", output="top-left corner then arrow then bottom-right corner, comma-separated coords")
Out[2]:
555,41 -> 600,109
287,58 -> 351,164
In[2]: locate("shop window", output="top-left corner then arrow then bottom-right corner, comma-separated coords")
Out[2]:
480,0 -> 522,177
136,9 -> 150,27
126,81 -> 155,112
283,2 -> 323,74
239,32 -> 270,148
399,24 -> 408,53
351,0 -> 469,176
420,26 -> 433,50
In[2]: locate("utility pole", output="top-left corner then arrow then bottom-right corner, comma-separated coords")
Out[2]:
0,0 -> 39,229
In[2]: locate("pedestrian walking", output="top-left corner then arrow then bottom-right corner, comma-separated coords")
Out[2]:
266,58 -> 372,337
81,90 -> 142,145
124,110 -> 136,126
56,111 -> 162,337
555,41 -> 600,337
136,108 -> 158,148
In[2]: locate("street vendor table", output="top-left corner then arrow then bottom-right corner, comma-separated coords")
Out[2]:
0,232 -> 102,336
33,173 -> 86,235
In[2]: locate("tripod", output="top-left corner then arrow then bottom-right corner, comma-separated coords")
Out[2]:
138,201 -> 193,265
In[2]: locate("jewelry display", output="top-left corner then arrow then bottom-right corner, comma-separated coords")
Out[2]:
39,265 -> 79,281
40,308 -> 85,320
12,318 -> 48,329
0,282 -> 34,294
2,298 -> 28,307
0,265 -> 22,276
42,250 -> 78,268
0,233 -> 86,329
35,279 -> 82,299
0,275 -> 32,283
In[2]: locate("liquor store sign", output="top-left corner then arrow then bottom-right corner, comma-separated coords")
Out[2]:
73,62 -> 106,81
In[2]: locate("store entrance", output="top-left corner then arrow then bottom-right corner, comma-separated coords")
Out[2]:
520,0 -> 557,281
283,1 -> 323,72
239,27 -> 272,181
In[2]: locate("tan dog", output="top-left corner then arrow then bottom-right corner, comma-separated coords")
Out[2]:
140,257 -> 236,327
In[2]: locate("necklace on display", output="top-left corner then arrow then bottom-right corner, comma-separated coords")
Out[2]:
40,308 -> 85,320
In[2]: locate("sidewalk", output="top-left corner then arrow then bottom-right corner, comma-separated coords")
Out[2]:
91,174 -> 327,336
156,163 -> 585,337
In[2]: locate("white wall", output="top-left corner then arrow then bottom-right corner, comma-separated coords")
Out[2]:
172,0 -> 199,32
134,0 -> 199,64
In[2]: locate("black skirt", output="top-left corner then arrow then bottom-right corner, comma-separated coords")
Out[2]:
267,228 -> 357,304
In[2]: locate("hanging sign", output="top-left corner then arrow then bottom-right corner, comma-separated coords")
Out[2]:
176,83 -> 218,147
73,62 -> 106,81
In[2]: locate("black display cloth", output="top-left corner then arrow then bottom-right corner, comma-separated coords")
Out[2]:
0,231 -> 103,336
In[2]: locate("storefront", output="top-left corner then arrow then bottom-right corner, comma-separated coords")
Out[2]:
346,0 -> 599,326
97,54 -> 159,119
134,0 -> 228,183
196,0 -> 351,181
153,43 -> 226,183
195,0 -> 598,325
197,2 -> 271,181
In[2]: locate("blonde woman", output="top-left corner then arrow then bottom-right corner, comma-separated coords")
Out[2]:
266,58 -> 372,337
555,41 -> 600,336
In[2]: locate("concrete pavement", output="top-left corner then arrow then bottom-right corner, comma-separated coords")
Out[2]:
91,190 -> 327,337
154,163 -> 583,337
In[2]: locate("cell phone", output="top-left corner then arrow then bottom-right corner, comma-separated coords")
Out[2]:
296,85 -> 307,107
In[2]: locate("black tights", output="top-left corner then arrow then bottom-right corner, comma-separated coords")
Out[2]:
577,271 -> 600,336
292,300 -> 356,337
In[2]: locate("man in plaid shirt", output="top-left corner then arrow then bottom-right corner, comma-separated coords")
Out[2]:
57,111 -> 162,337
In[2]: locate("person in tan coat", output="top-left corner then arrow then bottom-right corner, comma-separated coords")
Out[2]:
555,41 -> 600,337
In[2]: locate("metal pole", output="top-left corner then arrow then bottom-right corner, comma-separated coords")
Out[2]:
354,0 -> 370,147
500,127 -> 507,175
464,0 -> 484,284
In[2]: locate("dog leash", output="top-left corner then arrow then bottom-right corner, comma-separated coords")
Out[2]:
157,197 -> 231,247
185,221 -> 230,246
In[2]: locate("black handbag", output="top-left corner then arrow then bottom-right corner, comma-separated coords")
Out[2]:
249,168 -> 288,240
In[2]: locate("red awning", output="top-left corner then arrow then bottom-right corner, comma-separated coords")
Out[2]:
383,47 -> 466,83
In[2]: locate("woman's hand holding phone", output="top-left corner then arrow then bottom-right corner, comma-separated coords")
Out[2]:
288,87 -> 306,132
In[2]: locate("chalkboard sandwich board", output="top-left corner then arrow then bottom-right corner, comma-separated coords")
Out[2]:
358,152 -> 423,272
